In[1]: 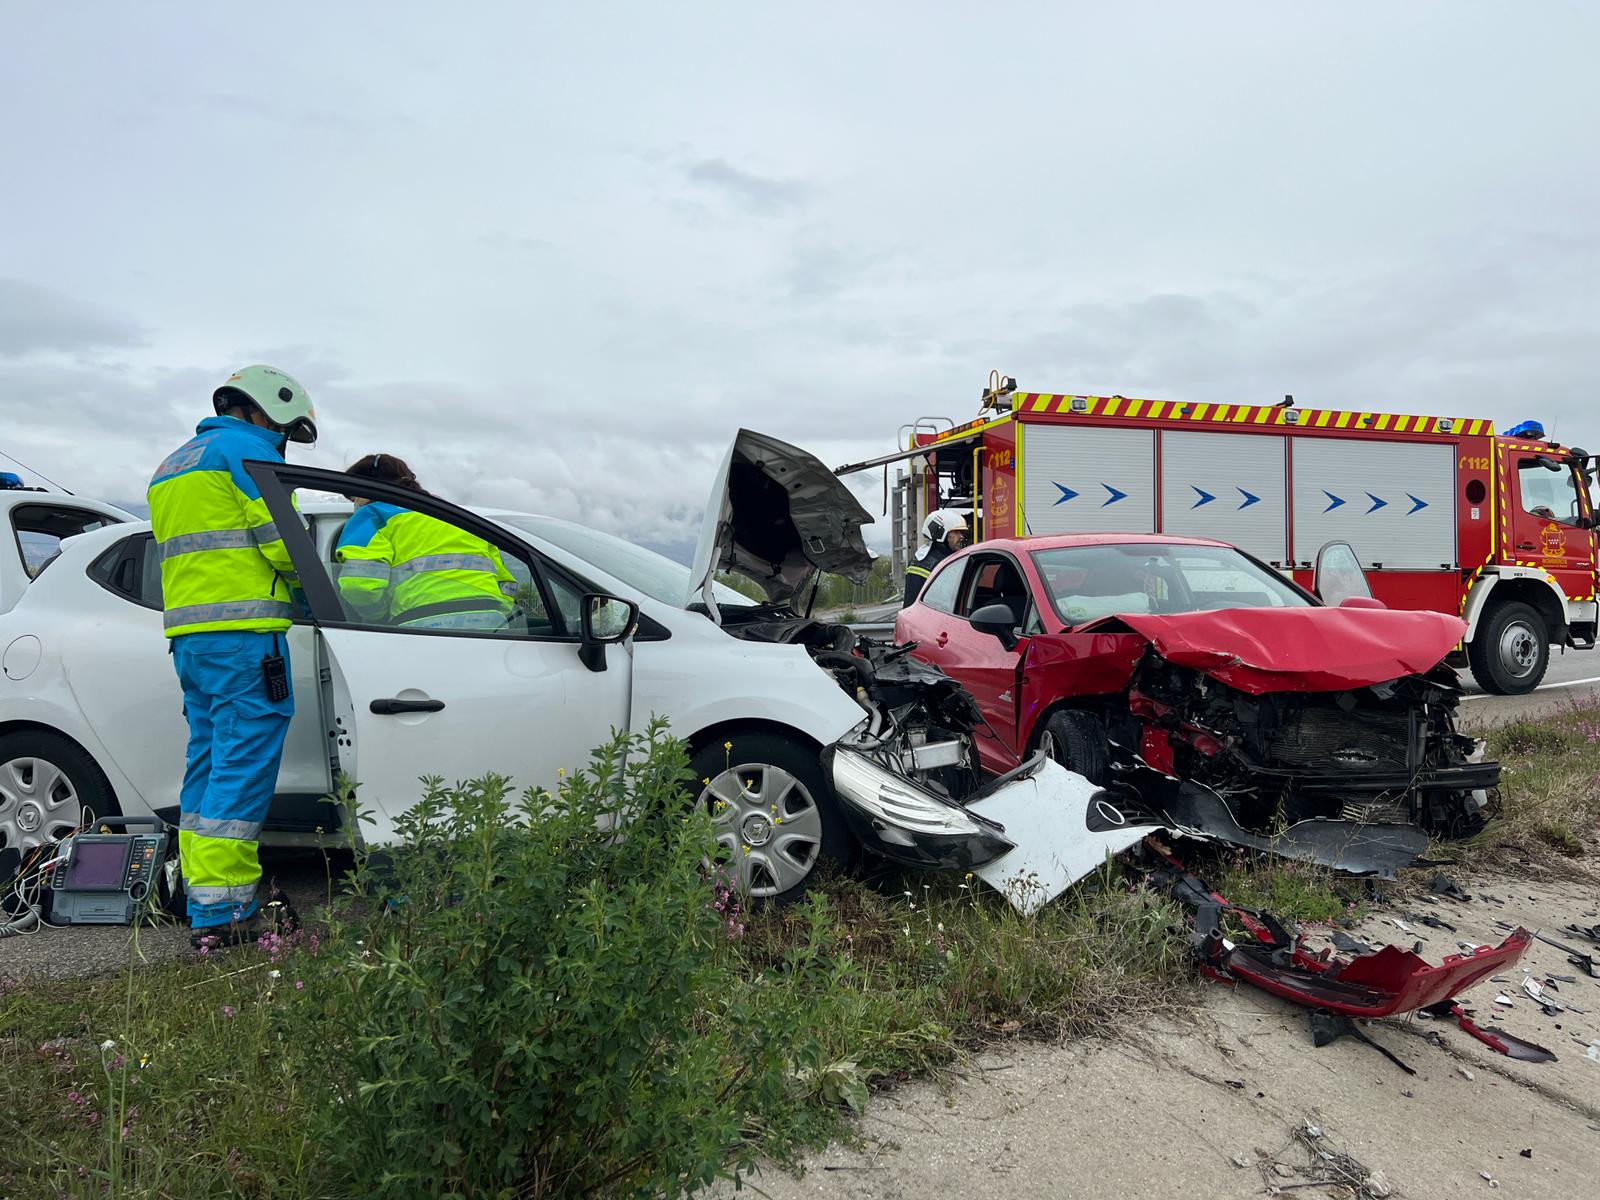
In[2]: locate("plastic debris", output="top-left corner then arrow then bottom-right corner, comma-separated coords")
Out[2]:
1429,872 -> 1471,902
1481,1171 -> 1499,1188
1458,1066 -> 1475,1080
1494,994 -> 1515,1007
1523,977 -> 1562,1014
1520,1149 -> 1533,1159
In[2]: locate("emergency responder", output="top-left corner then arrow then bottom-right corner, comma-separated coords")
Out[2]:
148,365 -> 315,946
334,454 -> 520,631
902,508 -> 969,606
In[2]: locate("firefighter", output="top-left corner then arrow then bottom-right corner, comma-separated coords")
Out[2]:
902,509 -> 969,606
148,365 -> 316,946
334,454 -> 519,631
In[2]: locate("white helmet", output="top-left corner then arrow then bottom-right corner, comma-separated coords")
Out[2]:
922,509 -> 970,543
214,364 -> 318,445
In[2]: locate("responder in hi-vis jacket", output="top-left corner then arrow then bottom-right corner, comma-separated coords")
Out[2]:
902,509 -> 970,607
148,365 -> 315,946
333,453 -> 518,632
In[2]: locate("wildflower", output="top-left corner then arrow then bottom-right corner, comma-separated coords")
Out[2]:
268,969 -> 282,981
138,1054 -> 151,1069
221,1005 -> 235,1019
723,740 -> 733,750
295,980 -> 305,991
99,1039 -> 116,1052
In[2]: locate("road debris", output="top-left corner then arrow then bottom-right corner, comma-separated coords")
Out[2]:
1429,872 -> 1472,902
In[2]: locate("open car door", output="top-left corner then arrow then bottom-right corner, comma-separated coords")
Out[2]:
249,462 -> 636,845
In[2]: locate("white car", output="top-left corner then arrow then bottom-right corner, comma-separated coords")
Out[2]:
0,431 -> 1101,903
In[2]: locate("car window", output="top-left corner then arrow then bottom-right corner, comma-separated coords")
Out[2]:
918,559 -> 964,614
498,513 -> 756,610
1517,459 -> 1585,526
1031,543 -> 1311,625
957,555 -> 1030,627
89,533 -> 163,610
325,502 -> 568,639
12,503 -> 119,579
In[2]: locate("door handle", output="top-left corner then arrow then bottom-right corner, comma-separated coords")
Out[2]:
936,631 -> 950,648
370,697 -> 446,715
1516,541 -> 1537,550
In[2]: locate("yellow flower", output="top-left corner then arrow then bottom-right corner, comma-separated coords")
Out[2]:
724,741 -> 733,751
742,845 -> 751,855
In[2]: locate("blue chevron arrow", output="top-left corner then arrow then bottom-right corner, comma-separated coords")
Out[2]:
1101,483 -> 1128,507
1053,482 -> 1079,505
1191,485 -> 1215,508
1407,494 -> 1428,514
1323,490 -> 1345,512
1237,488 -> 1260,509
1366,493 -> 1388,513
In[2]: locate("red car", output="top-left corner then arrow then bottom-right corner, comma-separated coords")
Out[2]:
895,533 -> 1498,866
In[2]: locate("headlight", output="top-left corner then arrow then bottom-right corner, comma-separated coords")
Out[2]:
829,747 -> 989,837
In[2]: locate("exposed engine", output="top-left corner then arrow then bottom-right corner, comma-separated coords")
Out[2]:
1128,653 -> 1498,838
715,607 -> 983,800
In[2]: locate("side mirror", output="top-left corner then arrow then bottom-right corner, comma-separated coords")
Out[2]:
969,602 -> 1020,651
1313,541 -> 1373,608
578,593 -> 640,672
1339,595 -> 1388,610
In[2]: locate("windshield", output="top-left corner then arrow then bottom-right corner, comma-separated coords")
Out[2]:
497,514 -> 757,609
1031,543 -> 1312,626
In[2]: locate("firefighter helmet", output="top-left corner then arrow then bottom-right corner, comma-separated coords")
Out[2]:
922,509 -> 970,544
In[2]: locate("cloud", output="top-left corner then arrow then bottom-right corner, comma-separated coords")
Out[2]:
0,279 -> 145,356
684,158 -> 809,216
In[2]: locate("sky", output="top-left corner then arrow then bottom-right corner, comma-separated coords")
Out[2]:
2,2 -> 1597,556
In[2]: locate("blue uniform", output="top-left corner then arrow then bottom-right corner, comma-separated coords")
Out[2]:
149,417 -> 298,929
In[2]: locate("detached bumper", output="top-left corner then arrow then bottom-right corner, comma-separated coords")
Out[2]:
822,744 -> 1014,870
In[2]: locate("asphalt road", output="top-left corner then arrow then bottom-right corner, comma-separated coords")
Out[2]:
1455,647 -> 1600,727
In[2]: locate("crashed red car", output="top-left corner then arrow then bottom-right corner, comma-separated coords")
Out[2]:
896,534 -> 1499,874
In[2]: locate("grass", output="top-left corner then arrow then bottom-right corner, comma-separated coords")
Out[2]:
4,701 -> 1599,1197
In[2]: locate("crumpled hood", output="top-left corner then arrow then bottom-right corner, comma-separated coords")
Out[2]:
687,429 -> 875,614
1094,606 -> 1467,693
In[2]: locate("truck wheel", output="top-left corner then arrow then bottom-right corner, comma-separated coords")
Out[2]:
1038,710 -> 1110,785
1468,602 -> 1550,695
0,730 -> 120,855
689,734 -> 852,904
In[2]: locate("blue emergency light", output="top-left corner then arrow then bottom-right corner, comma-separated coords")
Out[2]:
0,472 -> 24,489
1505,420 -> 1546,439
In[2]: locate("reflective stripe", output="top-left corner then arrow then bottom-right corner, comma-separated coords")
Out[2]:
180,812 -> 263,841
250,519 -> 281,546
159,521 -> 282,561
906,565 -> 931,579
164,600 -> 292,630
186,881 -> 259,907
338,560 -> 392,581
393,553 -> 498,578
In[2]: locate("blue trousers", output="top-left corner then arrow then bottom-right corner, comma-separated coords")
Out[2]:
172,631 -> 293,928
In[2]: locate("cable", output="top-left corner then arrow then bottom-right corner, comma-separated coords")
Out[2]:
0,447 -> 75,495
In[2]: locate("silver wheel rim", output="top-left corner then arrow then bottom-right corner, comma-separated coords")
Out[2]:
700,762 -> 823,897
0,756 -> 81,852
1499,621 -> 1540,678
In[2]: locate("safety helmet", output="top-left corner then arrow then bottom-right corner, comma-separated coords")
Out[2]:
922,509 -> 970,543
213,365 -> 318,445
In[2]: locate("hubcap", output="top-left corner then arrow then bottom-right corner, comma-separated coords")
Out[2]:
0,756 -> 81,853
1500,621 -> 1539,676
700,763 -> 823,897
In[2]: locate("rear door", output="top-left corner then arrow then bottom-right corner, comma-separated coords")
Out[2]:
250,462 -> 634,846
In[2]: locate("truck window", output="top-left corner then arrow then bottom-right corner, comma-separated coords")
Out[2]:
1516,459 -> 1585,526
10,503 -> 119,579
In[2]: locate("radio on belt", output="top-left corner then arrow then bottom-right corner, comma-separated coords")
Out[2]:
49,816 -> 171,925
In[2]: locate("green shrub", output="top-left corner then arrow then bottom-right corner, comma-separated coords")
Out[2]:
305,723 -> 841,1200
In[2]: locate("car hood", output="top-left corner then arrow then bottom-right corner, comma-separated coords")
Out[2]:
686,428 -> 875,614
1084,606 -> 1467,693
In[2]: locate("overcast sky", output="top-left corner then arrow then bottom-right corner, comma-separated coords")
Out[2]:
2,3 -> 1596,552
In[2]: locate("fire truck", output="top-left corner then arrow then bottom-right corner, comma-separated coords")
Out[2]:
842,379 -> 1597,695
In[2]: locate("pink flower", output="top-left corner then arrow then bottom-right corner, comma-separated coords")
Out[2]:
295,980 -> 305,990
221,1005 -> 235,1019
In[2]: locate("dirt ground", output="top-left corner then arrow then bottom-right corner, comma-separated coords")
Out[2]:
731,859 -> 1600,1200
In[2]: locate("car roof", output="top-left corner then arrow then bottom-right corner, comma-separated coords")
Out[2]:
973,532 -> 1235,553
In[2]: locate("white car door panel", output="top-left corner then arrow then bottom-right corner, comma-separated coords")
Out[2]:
250,461 -> 633,845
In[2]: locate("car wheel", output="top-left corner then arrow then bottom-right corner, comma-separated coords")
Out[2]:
1037,710 -> 1110,786
689,734 -> 852,904
1468,601 -> 1549,695
0,731 -> 120,854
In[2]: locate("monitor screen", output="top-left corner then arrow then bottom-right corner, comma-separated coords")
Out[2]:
65,840 -> 131,890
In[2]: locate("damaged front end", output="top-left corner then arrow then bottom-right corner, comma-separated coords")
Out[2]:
1120,653 -> 1499,873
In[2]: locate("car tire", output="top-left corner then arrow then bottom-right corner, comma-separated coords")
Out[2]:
0,730 -> 120,855
689,733 -> 853,904
1468,601 -> 1549,695
1037,710 -> 1110,786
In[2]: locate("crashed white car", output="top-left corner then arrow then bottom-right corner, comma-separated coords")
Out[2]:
0,432 -> 1132,905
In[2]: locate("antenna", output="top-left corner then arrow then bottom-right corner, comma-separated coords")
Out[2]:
0,448 -> 75,495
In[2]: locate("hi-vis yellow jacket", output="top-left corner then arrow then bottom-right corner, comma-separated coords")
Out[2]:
333,502 -> 517,628
148,417 -> 300,638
